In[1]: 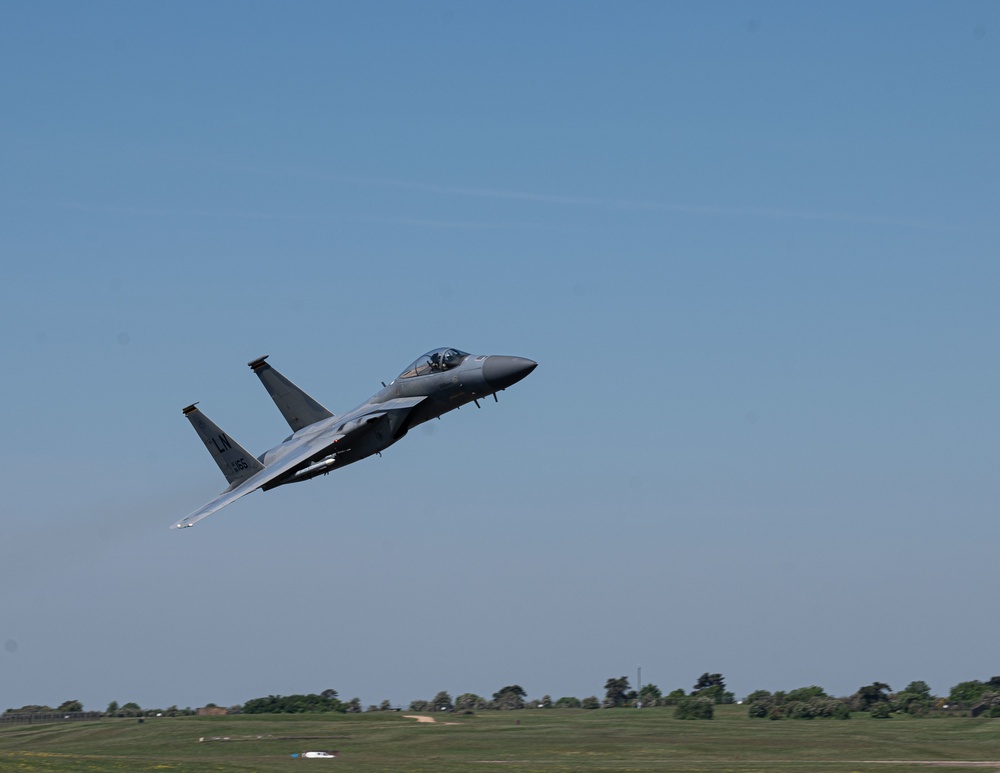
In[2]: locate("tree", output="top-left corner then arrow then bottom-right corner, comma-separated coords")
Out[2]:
903,681 -> 932,699
555,696 -> 581,708
581,696 -> 600,709
432,691 -> 453,711
894,681 -> 934,715
56,700 -> 83,713
455,693 -> 487,711
853,682 -> 891,711
785,686 -> 826,703
408,700 -> 430,711
4,705 -> 53,716
638,684 -> 661,708
694,673 -> 725,691
949,680 -> 987,707
492,685 -> 526,710
692,673 -> 735,704
241,693 -> 345,714
662,688 -> 686,706
603,676 -> 632,708
105,701 -> 119,716
321,689 -> 339,701
745,690 -> 774,719
120,702 -> 142,717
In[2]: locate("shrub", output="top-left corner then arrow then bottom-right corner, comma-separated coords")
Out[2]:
786,701 -> 813,719
749,696 -> 851,720
674,697 -> 714,720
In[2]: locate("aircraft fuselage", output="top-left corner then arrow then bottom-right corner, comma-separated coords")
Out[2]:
262,353 -> 535,487
174,348 -> 536,528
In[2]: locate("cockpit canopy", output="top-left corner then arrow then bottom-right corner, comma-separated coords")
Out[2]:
399,348 -> 470,379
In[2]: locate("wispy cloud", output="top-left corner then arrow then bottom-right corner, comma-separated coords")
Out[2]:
296,171 -> 956,231
54,200 -> 320,222
53,199 -> 514,230
51,168 -> 966,233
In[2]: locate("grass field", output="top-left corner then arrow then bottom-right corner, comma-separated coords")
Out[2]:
0,706 -> 998,773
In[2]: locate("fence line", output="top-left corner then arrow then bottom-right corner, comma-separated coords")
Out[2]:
0,711 -> 103,725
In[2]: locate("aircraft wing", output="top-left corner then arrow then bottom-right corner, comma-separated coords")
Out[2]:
172,396 -> 428,530
171,430 -> 346,529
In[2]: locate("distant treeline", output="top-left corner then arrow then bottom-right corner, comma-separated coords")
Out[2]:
402,673 -> 1000,720
7,674 -> 1000,721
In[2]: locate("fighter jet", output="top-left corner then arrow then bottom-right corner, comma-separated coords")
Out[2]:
173,348 -> 536,529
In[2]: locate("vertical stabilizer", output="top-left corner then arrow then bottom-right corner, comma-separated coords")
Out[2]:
182,404 -> 265,488
248,356 -> 334,432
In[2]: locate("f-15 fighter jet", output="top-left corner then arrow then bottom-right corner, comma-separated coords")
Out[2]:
173,348 -> 536,529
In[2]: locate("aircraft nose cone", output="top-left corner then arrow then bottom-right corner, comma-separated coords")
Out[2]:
483,355 -> 537,391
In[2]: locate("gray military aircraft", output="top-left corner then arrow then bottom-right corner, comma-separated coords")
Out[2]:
173,348 -> 536,529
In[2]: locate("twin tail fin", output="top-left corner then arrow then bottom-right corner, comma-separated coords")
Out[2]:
182,404 -> 265,489
248,355 -> 333,432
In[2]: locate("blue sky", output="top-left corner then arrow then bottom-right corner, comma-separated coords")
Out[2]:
1,1 -> 998,711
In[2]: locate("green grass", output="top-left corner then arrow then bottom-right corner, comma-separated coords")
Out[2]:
0,706 -> 998,773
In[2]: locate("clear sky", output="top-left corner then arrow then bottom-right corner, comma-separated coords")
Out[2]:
1,1 -> 998,712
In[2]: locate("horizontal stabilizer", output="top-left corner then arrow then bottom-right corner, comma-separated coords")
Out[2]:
248,356 -> 333,432
173,428 -> 347,529
174,395 -> 431,530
